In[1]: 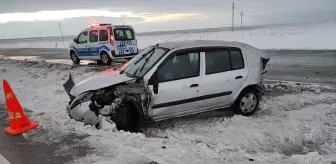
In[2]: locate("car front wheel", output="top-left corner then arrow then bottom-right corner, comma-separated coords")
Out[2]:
70,51 -> 80,64
233,88 -> 259,116
113,103 -> 138,132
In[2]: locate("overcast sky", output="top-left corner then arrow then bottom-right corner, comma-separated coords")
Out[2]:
0,0 -> 335,39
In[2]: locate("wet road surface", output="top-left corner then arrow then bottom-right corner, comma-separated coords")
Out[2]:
0,104 -> 95,164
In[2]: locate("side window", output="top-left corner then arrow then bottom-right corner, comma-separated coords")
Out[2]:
99,30 -> 108,42
230,50 -> 244,69
77,31 -> 88,44
89,30 -> 98,43
205,50 -> 231,75
158,51 -> 200,82
205,49 -> 245,75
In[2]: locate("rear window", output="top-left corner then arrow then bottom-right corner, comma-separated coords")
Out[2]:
114,28 -> 135,40
205,48 -> 245,75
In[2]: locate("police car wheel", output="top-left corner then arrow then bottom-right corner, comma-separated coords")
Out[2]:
100,52 -> 112,65
70,52 -> 80,64
97,60 -> 103,65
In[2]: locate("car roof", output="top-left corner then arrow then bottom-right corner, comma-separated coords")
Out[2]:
156,40 -> 247,50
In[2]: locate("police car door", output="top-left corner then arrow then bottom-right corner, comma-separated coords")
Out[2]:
74,30 -> 89,59
88,29 -> 100,59
114,28 -> 136,56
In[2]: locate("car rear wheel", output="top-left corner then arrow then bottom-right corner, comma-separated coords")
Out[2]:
100,52 -> 112,65
70,51 -> 80,64
233,88 -> 259,116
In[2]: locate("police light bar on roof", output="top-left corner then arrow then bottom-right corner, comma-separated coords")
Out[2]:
90,23 -> 112,27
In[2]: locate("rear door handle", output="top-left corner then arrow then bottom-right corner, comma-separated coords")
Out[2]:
235,76 -> 243,79
190,84 -> 199,88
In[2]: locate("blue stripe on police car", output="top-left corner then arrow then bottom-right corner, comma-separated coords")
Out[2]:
72,45 -> 111,56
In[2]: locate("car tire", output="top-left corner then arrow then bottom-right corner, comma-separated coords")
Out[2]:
70,51 -> 80,64
114,103 -> 138,132
100,51 -> 112,65
233,88 -> 259,116
97,60 -> 103,65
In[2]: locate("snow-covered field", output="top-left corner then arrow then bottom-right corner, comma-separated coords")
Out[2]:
0,59 -> 335,164
1,21 -> 336,50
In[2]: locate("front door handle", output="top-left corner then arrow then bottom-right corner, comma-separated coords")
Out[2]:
235,76 -> 243,79
190,84 -> 199,88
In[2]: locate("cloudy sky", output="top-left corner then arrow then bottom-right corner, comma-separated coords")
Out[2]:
0,0 -> 335,38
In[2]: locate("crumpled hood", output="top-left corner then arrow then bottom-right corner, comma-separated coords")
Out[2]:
70,69 -> 134,97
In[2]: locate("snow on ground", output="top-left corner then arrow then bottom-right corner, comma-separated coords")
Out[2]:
1,21 -> 336,50
0,59 -> 335,164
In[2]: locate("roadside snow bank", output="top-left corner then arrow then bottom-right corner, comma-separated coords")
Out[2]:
1,21 -> 336,50
0,59 -> 335,164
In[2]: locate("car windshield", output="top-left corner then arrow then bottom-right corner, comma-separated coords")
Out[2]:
121,46 -> 168,78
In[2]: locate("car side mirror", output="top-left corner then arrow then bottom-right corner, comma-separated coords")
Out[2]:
73,38 -> 77,43
149,71 -> 159,94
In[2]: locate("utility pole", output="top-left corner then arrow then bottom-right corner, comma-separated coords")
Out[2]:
39,32 -> 42,40
121,15 -> 126,25
240,11 -> 244,28
58,22 -> 64,41
232,2 -> 235,31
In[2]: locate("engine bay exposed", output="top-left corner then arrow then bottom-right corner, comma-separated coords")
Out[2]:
88,80 -> 151,121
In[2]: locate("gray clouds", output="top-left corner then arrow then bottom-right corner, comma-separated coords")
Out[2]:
0,0 -> 335,38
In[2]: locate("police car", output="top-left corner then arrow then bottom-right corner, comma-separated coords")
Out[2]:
69,23 -> 139,65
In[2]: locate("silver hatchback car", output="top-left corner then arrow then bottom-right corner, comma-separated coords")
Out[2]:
63,40 -> 270,131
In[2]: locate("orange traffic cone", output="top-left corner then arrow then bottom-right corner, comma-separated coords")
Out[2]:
2,79 -> 39,135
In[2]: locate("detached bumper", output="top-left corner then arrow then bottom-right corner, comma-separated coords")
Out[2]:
66,102 -> 100,126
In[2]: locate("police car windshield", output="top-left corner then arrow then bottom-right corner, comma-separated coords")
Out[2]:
122,46 -> 168,78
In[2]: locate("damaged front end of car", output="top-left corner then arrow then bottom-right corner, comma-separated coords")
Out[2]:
63,73 -> 151,129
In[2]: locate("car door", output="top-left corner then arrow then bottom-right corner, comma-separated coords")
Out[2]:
196,47 -> 248,109
148,49 -> 203,121
88,29 -> 100,60
73,31 -> 89,59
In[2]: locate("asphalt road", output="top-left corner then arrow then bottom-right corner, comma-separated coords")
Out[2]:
0,104 -> 95,164
1,48 -> 336,84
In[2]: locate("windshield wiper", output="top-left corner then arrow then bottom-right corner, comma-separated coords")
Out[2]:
132,49 -> 156,78
120,48 -> 154,75
134,48 -> 154,65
